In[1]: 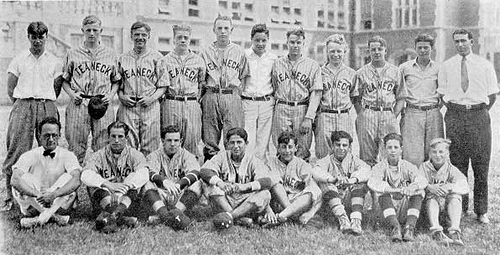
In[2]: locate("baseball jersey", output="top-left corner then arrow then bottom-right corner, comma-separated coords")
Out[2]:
201,151 -> 271,184
147,147 -> 200,181
271,55 -> 323,102
200,42 -> 250,89
313,153 -> 371,184
320,63 -> 358,110
368,159 -> 427,193
399,59 -> 440,106
419,161 -> 468,195
82,145 -> 148,189
356,63 -> 405,108
62,43 -> 121,95
162,50 -> 206,96
12,146 -> 80,191
119,48 -> 165,97
266,156 -> 315,195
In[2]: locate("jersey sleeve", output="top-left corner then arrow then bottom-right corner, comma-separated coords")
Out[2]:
349,70 -> 359,98
447,165 -> 469,195
367,162 -> 390,193
81,152 -> 107,188
110,53 -> 121,83
200,152 -> 225,184
351,157 -> 371,183
239,51 -> 250,80
310,63 -> 323,91
62,52 -> 74,81
63,151 -> 82,174
407,163 -> 428,190
311,158 -> 332,183
123,150 -> 149,189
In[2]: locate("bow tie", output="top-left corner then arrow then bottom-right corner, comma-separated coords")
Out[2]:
43,150 -> 56,158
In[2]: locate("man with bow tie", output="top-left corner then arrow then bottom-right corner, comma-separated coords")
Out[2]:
11,117 -> 82,228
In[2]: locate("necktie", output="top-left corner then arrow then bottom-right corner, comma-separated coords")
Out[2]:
43,150 -> 56,158
461,56 -> 469,92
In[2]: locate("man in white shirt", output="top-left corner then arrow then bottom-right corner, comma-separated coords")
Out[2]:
437,28 -> 498,224
242,23 -> 277,160
2,21 -> 62,211
11,117 -> 81,228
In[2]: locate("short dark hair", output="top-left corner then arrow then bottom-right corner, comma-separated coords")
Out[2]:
130,21 -> 151,34
213,15 -> 233,28
82,15 -> 102,26
38,117 -> 61,134
452,28 -> 473,40
27,21 -> 48,37
226,127 -> 248,142
251,23 -> 269,39
107,121 -> 130,136
367,35 -> 387,48
277,131 -> 297,146
286,27 -> 305,40
414,33 -> 435,47
383,133 -> 403,147
161,125 -> 182,140
330,131 -> 353,145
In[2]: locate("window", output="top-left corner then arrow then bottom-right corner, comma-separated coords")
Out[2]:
188,0 -> 198,5
283,7 -> 291,15
360,0 -> 373,30
158,0 -> 170,15
233,41 -> 242,46
271,43 -> 280,50
232,12 -> 241,20
244,17 -> 254,21
232,2 -> 240,9
394,0 -> 418,28
356,45 -> 371,68
271,6 -> 279,14
294,8 -> 301,16
101,35 -> 114,48
245,3 -> 253,11
282,44 -> 288,50
70,34 -> 84,48
190,39 -> 200,47
318,10 -> 324,19
219,0 -> 228,9
188,9 -> 199,17
158,37 -> 170,45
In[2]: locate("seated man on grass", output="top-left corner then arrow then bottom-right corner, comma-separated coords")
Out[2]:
313,130 -> 371,235
367,133 -> 428,242
11,117 -> 81,228
421,138 -> 468,246
200,127 -> 274,230
264,131 -> 322,227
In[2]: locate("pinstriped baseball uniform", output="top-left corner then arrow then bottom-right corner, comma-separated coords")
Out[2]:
355,63 -> 405,166
399,59 -> 443,166
161,50 -> 205,159
200,42 -> 250,158
271,55 -> 322,159
117,48 -> 164,156
315,63 -> 357,159
62,43 -> 121,164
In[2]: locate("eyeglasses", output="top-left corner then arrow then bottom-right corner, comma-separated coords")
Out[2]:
42,133 -> 60,139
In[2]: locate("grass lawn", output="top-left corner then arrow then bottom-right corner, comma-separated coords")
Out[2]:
0,104 -> 499,255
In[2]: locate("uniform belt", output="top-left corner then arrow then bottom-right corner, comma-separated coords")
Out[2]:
206,87 -> 234,94
364,105 -> 392,111
276,99 -> 308,106
130,96 -> 143,102
81,94 -> 99,99
165,95 -> 197,101
23,97 -> 50,102
406,103 -> 439,111
241,95 -> 273,101
320,108 -> 350,114
447,102 -> 486,111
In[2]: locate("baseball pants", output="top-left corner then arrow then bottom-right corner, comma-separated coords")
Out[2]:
378,193 -> 423,228
242,98 -> 274,160
400,107 -> 443,167
117,101 -> 160,156
65,99 -> 115,165
314,111 -> 354,159
356,109 -> 399,167
205,183 -> 271,213
272,104 -> 312,160
320,183 -> 368,220
445,107 -> 491,215
201,93 -> 244,158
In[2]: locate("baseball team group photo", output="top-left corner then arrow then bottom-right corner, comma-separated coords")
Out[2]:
1,1 -> 500,254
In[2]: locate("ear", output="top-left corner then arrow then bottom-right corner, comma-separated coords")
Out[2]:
470,39 -> 474,45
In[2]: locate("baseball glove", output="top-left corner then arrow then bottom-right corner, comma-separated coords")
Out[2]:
164,208 -> 192,231
88,95 -> 108,120
213,212 -> 233,230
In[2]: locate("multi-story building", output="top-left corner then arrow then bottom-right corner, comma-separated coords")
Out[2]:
0,0 -> 498,104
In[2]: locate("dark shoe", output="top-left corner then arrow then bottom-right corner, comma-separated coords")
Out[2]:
448,230 -> 464,246
261,214 -> 287,229
213,212 -> 233,230
95,212 -> 117,233
390,226 -> 403,242
234,217 -> 254,228
165,209 -> 193,231
117,216 -> 139,228
402,226 -> 415,242
430,229 -> 452,245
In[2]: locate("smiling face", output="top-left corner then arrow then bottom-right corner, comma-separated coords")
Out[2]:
327,41 -> 345,66
227,134 -> 247,160
108,127 -> 127,154
40,123 -> 60,152
251,32 -> 268,56
332,138 -> 350,162
277,139 -> 297,164
28,33 -> 47,55
453,33 -> 473,57
82,23 -> 102,45
131,27 -> 150,50
385,139 -> 402,163
415,41 -> 432,61
429,143 -> 449,169
369,41 -> 386,63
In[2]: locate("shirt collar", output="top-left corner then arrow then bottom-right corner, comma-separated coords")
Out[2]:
410,58 -> 435,68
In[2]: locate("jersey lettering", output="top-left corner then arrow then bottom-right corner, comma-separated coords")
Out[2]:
74,61 -> 112,77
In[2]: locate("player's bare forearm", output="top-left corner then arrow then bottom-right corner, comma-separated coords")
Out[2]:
393,99 -> 405,117
488,94 -> 497,110
51,169 -> 81,198
54,75 -> 64,98
7,73 -> 18,103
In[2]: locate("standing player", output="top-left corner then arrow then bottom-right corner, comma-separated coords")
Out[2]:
399,34 -> 443,166
117,21 -> 165,156
62,15 -> 121,164
355,36 -> 405,167
271,28 -> 322,160
161,24 -> 205,161
315,34 -> 358,159
242,23 -> 277,160
200,15 -> 250,161
144,125 -> 203,230
265,131 -> 322,226
438,28 -> 498,224
200,127 -> 274,230
420,138 -> 468,246
313,131 -> 371,235
11,117 -> 81,228
2,21 -> 62,211
368,133 -> 428,242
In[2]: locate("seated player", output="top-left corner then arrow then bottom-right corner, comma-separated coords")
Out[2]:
421,138 -> 468,246
200,127 -> 274,230
265,131 -> 322,227
81,121 -> 151,233
143,125 -> 203,230
367,133 -> 428,242
313,130 -> 371,235
11,117 -> 81,228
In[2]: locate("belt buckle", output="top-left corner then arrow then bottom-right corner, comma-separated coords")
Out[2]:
379,106 -> 383,111
465,105 -> 472,110
183,96 -> 189,101
251,96 -> 257,101
293,101 -> 299,107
